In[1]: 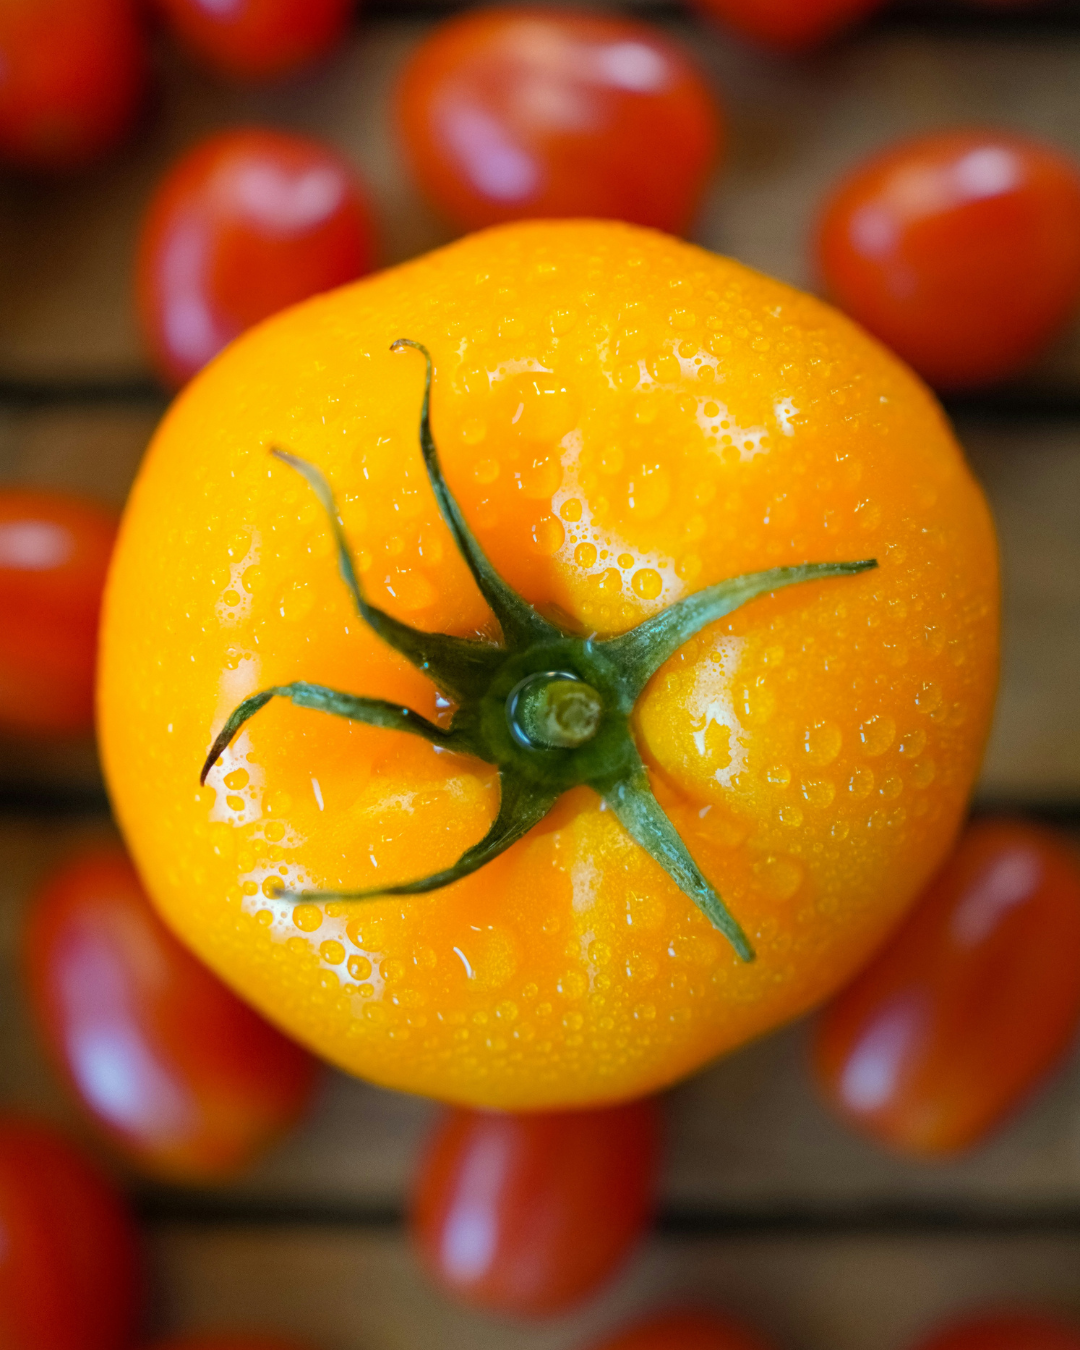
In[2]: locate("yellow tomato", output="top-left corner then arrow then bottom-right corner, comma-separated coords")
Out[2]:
100,220 -> 998,1109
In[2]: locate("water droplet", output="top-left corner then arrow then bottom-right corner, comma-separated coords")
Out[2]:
560,498 -> 582,522
830,820 -> 850,841
222,589 -> 240,607
241,566 -> 262,594
574,541 -> 597,568
226,794 -> 245,812
801,777 -> 836,807
778,803 -> 804,828
549,308 -> 576,335
860,715 -> 896,757
803,720 -> 842,765
912,759 -> 937,788
879,774 -> 903,800
632,568 -> 663,600
916,682 -> 943,713
264,820 -> 285,842
461,417 -> 487,445
766,764 -> 792,787
348,955 -> 372,981
530,515 -> 564,556
224,768 -> 249,790
473,457 -> 499,484
617,552 -> 634,569
292,903 -> 321,932
255,908 -> 273,925
899,729 -> 926,758
848,767 -> 875,799
755,855 -> 804,901
320,940 -> 345,965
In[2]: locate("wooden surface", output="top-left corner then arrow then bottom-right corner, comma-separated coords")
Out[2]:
3,5 -> 1080,1347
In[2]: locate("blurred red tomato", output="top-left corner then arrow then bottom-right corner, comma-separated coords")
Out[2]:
0,0 -> 145,171
817,130 -> 1080,388
155,0 -> 352,82
411,1098 -> 660,1315
588,1311 -> 776,1350
814,819 -> 1080,1155
0,1116 -> 143,1350
396,8 -> 722,234
689,0 -> 882,49
912,1313 -> 1080,1350
137,128 -> 376,387
24,847 -> 320,1181
0,490 -> 115,737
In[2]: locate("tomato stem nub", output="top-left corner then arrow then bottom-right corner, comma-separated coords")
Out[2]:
201,341 -> 879,962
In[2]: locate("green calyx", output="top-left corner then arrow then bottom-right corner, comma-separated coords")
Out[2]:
200,339 -> 878,963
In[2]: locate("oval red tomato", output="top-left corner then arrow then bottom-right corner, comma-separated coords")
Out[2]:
155,0 -> 352,82
814,818 -> 1080,1154
817,130 -> 1080,388
0,1115 -> 143,1350
588,1311 -> 775,1350
689,0 -> 883,49
24,846 -> 319,1181
0,0 -> 145,171
912,1313 -> 1080,1350
396,8 -> 722,234
0,489 -> 116,737
137,128 -> 377,387
411,1098 -> 660,1315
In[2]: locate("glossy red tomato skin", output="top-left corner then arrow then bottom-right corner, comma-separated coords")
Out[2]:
0,490 -> 116,736
814,819 -> 1080,1155
0,0 -> 145,171
690,0 -> 882,49
0,1116 -> 143,1350
411,1098 -> 660,1315
24,847 -> 320,1181
817,130 -> 1080,389
137,128 -> 376,387
155,0 -> 352,82
913,1313 -> 1080,1350
590,1311 -> 775,1350
396,8 -> 722,235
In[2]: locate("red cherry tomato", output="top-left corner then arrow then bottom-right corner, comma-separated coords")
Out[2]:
817,130 -> 1080,388
136,128 -> 376,387
912,1313 -> 1080,1350
689,0 -> 883,49
814,819 -> 1080,1155
588,1311 -> 775,1350
0,0 -> 145,171
411,1099 -> 660,1316
0,490 -> 115,737
0,1115 -> 143,1350
155,0 -> 352,82
24,847 -> 320,1181
396,8 -> 722,235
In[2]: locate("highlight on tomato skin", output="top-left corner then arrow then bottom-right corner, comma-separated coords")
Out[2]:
0,1115 -> 144,1350
813,818 -> 1080,1156
688,0 -> 884,50
136,127 -> 377,387
586,1310 -> 778,1350
155,0 -> 354,82
396,7 -> 723,235
0,489 -> 116,737
410,1097 -> 661,1315
23,846 -> 321,1182
911,1312 -> 1080,1350
816,129 -> 1080,389
0,0 -> 146,171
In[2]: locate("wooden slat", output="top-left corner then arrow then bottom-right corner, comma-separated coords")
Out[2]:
149,1227 -> 1080,1346
2,23 -> 1080,386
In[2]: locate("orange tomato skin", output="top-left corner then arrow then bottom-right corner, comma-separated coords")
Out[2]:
814,819 -> 1080,1155
155,0 -> 352,82
590,1311 -> 775,1350
100,219 -> 998,1111
817,130 -> 1080,389
0,0 -> 145,171
913,1315 -> 1080,1350
396,9 -> 722,235
411,1099 -> 659,1315
0,1116 -> 143,1350
0,490 -> 116,736
690,0 -> 882,49
24,847 -> 319,1181
137,129 -> 376,387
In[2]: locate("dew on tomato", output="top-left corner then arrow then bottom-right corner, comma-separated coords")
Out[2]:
912,1313 -> 1080,1350
0,1116 -> 143,1350
137,128 -> 377,387
688,0 -> 884,49
0,490 -> 116,737
814,818 -> 1080,1154
411,1098 -> 660,1315
589,1311 -> 777,1350
156,0 -> 353,82
0,0 -> 146,171
24,846 -> 320,1181
817,130 -> 1080,388
396,8 -> 722,234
